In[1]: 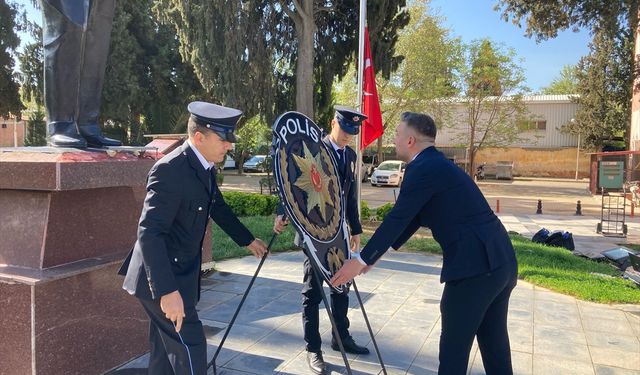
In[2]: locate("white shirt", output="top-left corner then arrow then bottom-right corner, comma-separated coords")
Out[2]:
187,139 -> 215,171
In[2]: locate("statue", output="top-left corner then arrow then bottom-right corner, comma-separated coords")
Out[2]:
42,0 -> 122,148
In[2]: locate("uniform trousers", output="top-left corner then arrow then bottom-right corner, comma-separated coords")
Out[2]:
139,298 -> 207,375
301,255 -> 350,352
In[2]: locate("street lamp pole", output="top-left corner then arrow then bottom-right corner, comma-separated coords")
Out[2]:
575,131 -> 581,180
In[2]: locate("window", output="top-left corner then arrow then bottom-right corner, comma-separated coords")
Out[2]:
517,119 -> 546,131
1,124 -> 6,129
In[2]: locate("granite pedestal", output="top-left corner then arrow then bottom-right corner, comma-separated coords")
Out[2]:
0,148 -> 156,374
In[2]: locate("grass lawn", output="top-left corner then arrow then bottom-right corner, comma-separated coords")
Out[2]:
510,235 -> 640,304
211,215 -> 297,261
623,243 -> 640,252
212,216 -> 640,304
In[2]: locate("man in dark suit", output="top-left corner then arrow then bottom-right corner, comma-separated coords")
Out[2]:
331,112 -> 518,375
118,101 -> 268,375
274,107 -> 370,374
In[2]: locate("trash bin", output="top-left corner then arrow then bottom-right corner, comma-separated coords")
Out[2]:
495,161 -> 514,180
598,161 -> 624,190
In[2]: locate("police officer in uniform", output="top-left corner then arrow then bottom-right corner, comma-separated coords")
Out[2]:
274,106 -> 370,375
119,101 -> 268,375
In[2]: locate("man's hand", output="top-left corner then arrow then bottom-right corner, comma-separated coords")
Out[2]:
361,260 -> 379,275
350,234 -> 361,252
160,290 -> 185,332
246,238 -> 268,258
273,215 -> 289,234
330,258 -> 366,288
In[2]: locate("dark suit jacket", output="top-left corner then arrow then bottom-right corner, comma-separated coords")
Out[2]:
360,146 -> 516,282
118,142 -> 254,306
276,136 -> 362,235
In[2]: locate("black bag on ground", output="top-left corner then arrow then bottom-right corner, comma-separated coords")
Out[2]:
543,230 -> 575,251
532,228 -> 550,243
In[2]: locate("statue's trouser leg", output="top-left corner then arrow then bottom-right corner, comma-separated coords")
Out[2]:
42,0 -> 89,147
78,0 -> 121,147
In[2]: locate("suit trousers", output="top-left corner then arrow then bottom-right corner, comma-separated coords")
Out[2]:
42,0 -> 115,124
302,255 -> 350,352
139,298 -> 207,375
438,260 -> 518,375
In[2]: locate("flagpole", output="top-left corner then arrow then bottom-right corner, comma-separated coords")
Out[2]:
356,0 -> 366,215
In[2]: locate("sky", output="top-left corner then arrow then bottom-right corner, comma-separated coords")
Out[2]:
429,0 -> 592,92
13,0 -> 591,92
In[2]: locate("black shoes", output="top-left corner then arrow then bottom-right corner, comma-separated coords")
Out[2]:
47,122 -> 122,148
79,124 -> 122,147
331,336 -> 370,355
306,351 -> 326,375
47,122 -> 87,148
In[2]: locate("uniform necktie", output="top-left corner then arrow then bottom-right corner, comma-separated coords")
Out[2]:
209,167 -> 216,196
336,148 -> 346,175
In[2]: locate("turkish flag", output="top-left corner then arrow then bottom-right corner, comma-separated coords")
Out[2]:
361,27 -> 384,150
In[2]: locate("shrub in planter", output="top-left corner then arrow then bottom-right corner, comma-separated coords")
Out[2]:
360,200 -> 371,220
375,203 -> 394,221
221,192 -> 278,216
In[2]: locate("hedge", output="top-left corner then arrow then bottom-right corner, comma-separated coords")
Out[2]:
221,192 -> 279,217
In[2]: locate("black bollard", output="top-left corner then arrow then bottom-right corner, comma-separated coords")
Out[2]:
575,200 -> 582,216
536,199 -> 543,214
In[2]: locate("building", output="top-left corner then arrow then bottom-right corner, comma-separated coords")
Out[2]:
435,95 -> 589,178
0,116 -> 25,147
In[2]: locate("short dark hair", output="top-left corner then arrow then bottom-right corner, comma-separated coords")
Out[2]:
400,112 -> 436,139
187,117 -> 213,137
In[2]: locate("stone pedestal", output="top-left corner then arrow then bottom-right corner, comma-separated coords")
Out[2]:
0,147 -> 158,374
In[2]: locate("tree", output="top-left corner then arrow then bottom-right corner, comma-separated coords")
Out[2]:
24,107 -> 46,146
495,0 -> 638,145
101,0 -> 203,145
279,0 -> 409,124
16,20 -> 46,146
541,64 -> 578,94
0,0 -> 24,118
455,39 -> 528,174
233,116 -> 272,174
153,0 -> 276,123
495,1 -> 638,41
156,0 -> 408,129
564,29 -> 631,149
336,3 -> 463,160
17,33 -> 43,106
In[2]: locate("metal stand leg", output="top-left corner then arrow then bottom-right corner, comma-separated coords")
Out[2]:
304,248 -> 353,375
351,280 -> 387,375
207,233 -> 277,373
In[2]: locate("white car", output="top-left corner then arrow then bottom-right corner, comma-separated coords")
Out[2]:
370,160 -> 406,187
223,155 -> 236,169
243,155 -> 268,172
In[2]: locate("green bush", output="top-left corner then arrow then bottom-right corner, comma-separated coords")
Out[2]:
360,201 -> 371,220
375,203 -> 394,221
221,192 -> 279,216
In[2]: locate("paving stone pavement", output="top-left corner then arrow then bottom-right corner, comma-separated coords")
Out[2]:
117,215 -> 640,375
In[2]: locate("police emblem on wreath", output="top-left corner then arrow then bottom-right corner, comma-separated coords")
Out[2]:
273,112 -> 351,292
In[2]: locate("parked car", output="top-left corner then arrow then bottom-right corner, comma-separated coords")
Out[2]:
243,155 -> 268,172
360,154 -> 379,182
370,160 -> 406,187
223,155 -> 236,170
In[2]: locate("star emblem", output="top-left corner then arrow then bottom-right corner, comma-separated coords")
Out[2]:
292,142 -> 335,221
